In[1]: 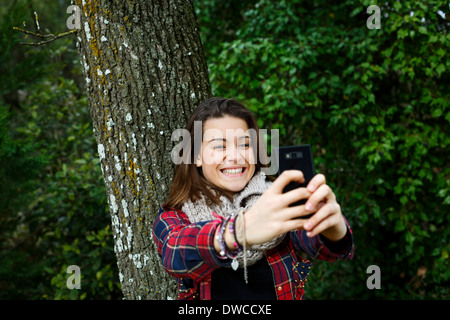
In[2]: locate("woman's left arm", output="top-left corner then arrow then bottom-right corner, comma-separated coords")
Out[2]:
290,174 -> 354,260
302,174 -> 347,241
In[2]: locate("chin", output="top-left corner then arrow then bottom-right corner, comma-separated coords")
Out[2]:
222,182 -> 248,193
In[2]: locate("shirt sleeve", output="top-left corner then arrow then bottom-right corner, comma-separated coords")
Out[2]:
289,216 -> 354,261
152,208 -> 231,282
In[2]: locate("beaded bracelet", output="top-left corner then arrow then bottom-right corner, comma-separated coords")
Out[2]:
216,215 -> 231,259
228,215 -> 243,252
215,213 -> 244,260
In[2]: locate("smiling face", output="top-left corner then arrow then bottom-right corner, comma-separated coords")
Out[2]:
195,116 -> 256,193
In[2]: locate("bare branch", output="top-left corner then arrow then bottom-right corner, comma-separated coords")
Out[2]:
33,11 -> 41,33
13,27 -> 54,38
13,27 -> 77,46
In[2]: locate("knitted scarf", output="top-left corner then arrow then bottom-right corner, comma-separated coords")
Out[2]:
181,170 -> 285,268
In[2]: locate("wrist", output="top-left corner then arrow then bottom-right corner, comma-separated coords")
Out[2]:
214,214 -> 243,257
320,219 -> 347,242
235,212 -> 250,247
320,227 -> 351,253
224,218 -> 240,251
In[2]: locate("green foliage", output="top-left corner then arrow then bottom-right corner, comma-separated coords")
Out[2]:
2,0 -> 448,300
7,74 -> 121,300
0,104 -> 50,299
0,105 -> 48,209
0,1 -> 121,299
198,0 -> 450,299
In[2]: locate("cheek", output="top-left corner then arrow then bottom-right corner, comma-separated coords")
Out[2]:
202,149 -> 224,165
246,148 -> 256,165
208,149 -> 216,159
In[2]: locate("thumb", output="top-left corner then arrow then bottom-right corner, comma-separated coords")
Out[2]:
270,170 -> 305,194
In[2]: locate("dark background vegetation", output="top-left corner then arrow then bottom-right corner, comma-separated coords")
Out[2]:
0,0 -> 448,299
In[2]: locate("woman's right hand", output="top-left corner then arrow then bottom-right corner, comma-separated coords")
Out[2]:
238,170 -> 312,246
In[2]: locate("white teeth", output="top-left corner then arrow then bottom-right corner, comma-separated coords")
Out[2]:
221,168 -> 243,175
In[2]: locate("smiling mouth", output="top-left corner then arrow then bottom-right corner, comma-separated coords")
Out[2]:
220,167 -> 246,176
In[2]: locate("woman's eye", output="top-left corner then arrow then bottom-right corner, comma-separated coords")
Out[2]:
213,145 -> 224,150
239,143 -> 250,148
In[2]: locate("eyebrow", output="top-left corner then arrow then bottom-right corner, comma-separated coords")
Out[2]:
207,136 -> 250,143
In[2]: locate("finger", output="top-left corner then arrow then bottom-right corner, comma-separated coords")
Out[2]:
283,218 -> 307,233
305,211 -> 341,238
281,187 -> 311,207
304,184 -> 335,212
280,204 -> 309,220
304,202 -> 340,233
316,201 -> 326,210
306,173 -> 326,193
271,170 -> 305,194
280,199 -> 327,221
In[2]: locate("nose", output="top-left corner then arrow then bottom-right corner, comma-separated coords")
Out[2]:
225,144 -> 246,165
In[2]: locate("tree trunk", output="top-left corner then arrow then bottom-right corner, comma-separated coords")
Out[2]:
74,0 -> 211,299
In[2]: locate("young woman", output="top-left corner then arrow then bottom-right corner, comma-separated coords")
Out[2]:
152,97 -> 354,300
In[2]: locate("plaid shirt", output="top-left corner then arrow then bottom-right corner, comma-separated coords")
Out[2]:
152,207 -> 354,300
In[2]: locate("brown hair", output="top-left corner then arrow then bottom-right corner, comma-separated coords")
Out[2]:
163,97 -> 270,211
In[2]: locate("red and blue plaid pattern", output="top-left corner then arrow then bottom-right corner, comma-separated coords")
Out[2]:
152,207 -> 354,300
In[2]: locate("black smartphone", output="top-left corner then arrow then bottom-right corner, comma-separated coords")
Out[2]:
273,144 -> 315,218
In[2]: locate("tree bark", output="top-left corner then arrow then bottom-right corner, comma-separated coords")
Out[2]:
74,0 -> 211,299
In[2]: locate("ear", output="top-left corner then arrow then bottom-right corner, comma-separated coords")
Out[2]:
195,153 -> 202,167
